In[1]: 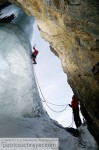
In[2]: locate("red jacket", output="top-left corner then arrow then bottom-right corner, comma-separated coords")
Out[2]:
32,47 -> 39,56
71,96 -> 79,108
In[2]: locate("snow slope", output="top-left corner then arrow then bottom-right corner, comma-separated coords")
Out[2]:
0,113 -> 97,150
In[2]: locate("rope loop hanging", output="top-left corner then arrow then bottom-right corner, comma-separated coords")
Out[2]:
33,67 -> 69,113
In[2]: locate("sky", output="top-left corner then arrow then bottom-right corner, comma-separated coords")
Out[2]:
31,22 -> 83,128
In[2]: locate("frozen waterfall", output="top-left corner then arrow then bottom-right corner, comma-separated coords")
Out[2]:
0,5 -> 44,119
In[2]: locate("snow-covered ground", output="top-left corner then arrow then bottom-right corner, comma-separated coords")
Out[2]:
0,4 -> 98,150
0,113 -> 97,150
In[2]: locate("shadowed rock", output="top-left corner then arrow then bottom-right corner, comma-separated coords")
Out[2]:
0,1 -> 11,11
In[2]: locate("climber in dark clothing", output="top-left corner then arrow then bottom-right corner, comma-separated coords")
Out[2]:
69,95 -> 82,128
31,46 -> 39,64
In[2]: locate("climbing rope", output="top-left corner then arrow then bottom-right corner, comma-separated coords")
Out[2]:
32,50 -> 86,148
53,112 -> 74,128
33,66 -> 75,127
68,112 -> 74,128
45,102 -> 68,113
42,100 -> 68,107
34,67 -> 68,106
33,67 -> 69,113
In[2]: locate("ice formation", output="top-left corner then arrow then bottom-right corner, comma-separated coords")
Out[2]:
0,4 -> 98,150
0,5 -> 44,118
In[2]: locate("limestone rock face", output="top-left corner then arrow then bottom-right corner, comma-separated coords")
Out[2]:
1,0 -> 99,145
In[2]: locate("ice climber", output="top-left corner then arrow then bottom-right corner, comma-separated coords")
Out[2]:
69,95 -> 82,128
31,45 -> 39,64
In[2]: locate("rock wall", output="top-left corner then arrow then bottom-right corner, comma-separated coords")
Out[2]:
1,0 -> 99,145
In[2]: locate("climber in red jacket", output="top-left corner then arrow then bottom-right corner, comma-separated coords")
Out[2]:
31,46 -> 39,64
69,95 -> 82,128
